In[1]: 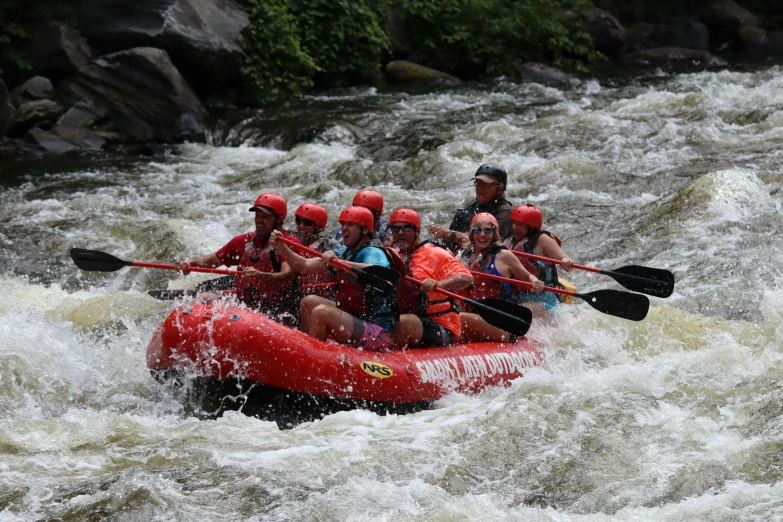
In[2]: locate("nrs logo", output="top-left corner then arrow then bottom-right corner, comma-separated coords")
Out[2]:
361,361 -> 393,379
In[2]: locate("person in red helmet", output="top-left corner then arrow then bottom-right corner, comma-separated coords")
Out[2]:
270,205 -> 398,351
503,204 -> 574,312
327,190 -> 391,250
430,163 -> 513,250
388,208 -> 473,348
175,193 -> 302,321
459,213 -> 544,342
293,203 -> 333,298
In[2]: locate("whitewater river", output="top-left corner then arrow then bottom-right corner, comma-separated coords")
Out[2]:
2,65 -> 783,520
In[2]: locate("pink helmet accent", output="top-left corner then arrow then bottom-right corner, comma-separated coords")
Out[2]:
511,205 -> 543,230
295,203 -> 328,230
470,212 -> 499,229
339,206 -> 374,231
352,190 -> 384,216
249,193 -> 287,220
389,208 -> 421,231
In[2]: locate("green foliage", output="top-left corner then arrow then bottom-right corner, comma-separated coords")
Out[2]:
398,0 -> 599,75
291,0 -> 391,87
238,0 -> 318,101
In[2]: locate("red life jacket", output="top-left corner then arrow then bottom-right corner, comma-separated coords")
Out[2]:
333,245 -> 396,318
235,230 -> 299,310
504,230 -> 561,290
389,242 -> 456,318
464,244 -> 508,300
297,235 -> 333,297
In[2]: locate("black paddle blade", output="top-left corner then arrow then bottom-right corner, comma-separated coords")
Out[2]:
70,248 -> 131,272
604,265 -> 675,298
196,276 -> 236,292
355,265 -> 400,295
148,289 -> 198,300
576,289 -> 649,321
469,298 -> 533,338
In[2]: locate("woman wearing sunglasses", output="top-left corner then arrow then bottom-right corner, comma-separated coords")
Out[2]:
294,203 -> 333,298
459,213 -> 545,342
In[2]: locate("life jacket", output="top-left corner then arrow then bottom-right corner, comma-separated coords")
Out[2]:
333,245 -> 398,322
296,235 -> 333,297
236,230 -> 299,311
389,242 -> 458,318
519,231 -> 561,288
463,244 -> 517,301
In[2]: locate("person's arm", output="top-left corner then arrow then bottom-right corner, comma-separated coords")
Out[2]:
429,225 -> 468,246
498,250 -> 544,291
175,253 -> 221,274
419,253 -> 474,292
536,234 -> 573,271
243,261 -> 298,286
269,230 -> 327,274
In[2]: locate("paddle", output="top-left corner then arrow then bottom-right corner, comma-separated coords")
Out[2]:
147,276 -> 239,300
277,237 -> 399,295
403,275 -> 532,338
510,250 -> 674,298
70,248 -> 238,276
471,271 -> 649,321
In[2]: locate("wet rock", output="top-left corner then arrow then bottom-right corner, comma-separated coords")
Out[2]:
620,47 -> 728,69
11,76 -> 55,106
1,80 -> 15,136
650,18 -> 710,51
77,0 -> 249,96
739,27 -> 783,53
62,47 -> 207,143
26,125 -> 107,154
585,8 -> 626,55
700,0 -> 761,31
384,60 -> 461,85
12,99 -> 63,135
25,22 -> 92,82
623,23 -> 657,52
57,101 -> 108,129
516,63 -> 576,83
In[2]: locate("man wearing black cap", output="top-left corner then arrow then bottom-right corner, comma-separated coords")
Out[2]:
429,163 -> 513,248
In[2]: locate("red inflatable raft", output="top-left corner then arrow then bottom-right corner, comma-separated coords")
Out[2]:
146,303 -> 542,427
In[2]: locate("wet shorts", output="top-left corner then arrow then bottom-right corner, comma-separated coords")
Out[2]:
350,316 -> 395,352
518,291 -> 558,311
416,316 -> 454,348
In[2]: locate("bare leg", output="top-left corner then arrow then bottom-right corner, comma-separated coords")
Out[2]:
308,304 -> 356,342
300,295 -> 335,333
394,314 -> 424,349
460,312 -> 516,343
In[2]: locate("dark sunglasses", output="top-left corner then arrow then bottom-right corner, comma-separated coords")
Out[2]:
389,224 -> 416,234
295,217 -> 315,227
472,226 -> 495,235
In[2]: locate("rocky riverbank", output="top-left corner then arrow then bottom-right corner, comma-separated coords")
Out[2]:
1,0 -> 781,159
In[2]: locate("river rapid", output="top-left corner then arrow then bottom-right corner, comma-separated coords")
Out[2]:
2,65 -> 783,521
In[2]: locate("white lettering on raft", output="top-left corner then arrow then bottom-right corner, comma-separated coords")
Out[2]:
415,351 -> 539,384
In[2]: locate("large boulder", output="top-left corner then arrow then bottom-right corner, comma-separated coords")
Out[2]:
516,63 -> 576,83
620,47 -> 728,69
650,18 -> 710,51
26,22 -> 92,82
1,80 -> 15,136
62,47 -> 207,143
699,0 -> 761,33
10,76 -> 55,106
11,99 -> 63,136
77,0 -> 249,95
26,125 -> 106,154
385,60 -> 461,85
739,27 -> 783,53
585,8 -> 626,55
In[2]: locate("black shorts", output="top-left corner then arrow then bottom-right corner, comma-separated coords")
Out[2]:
416,316 -> 454,348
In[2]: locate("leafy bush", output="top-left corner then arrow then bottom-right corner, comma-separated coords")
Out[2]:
398,0 -> 600,75
238,0 -> 318,100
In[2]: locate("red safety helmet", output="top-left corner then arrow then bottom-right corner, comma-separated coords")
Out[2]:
295,203 -> 328,231
249,193 -> 287,220
352,190 -> 384,217
470,212 -> 499,230
511,204 -> 543,231
389,208 -> 421,231
339,205 -> 374,232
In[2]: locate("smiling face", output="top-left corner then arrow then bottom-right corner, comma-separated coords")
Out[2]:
511,220 -> 530,242
390,222 -> 418,253
474,178 -> 502,205
254,210 -> 279,237
470,220 -> 500,251
296,217 -> 317,243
